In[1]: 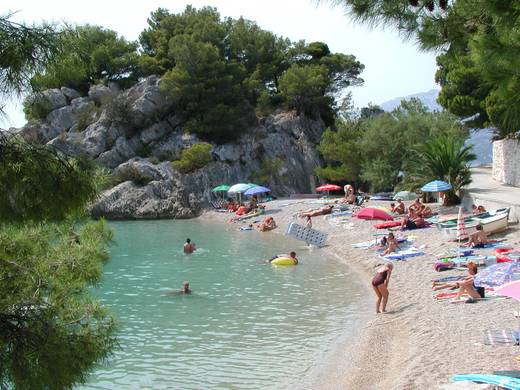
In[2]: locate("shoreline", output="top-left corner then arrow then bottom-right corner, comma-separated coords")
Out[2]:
202,198 -> 520,389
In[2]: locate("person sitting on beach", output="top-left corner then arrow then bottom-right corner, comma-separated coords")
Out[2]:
472,204 -> 487,214
381,232 -> 399,256
258,216 -> 277,232
183,238 -> 196,254
464,224 -> 497,248
417,204 -> 433,218
452,262 -> 485,301
226,200 -> 239,212
391,199 -> 406,215
400,210 -> 426,230
372,262 -> 393,313
408,198 -> 423,213
299,205 -> 334,218
432,264 -> 477,291
249,195 -> 258,210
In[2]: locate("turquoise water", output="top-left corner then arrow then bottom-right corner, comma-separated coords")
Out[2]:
82,220 -> 367,390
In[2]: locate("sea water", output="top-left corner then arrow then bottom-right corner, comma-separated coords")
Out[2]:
81,220 -> 368,390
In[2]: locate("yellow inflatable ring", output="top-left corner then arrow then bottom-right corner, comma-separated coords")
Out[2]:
271,257 -> 297,266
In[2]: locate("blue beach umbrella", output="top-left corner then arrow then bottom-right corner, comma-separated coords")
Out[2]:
421,180 -> 452,192
244,186 -> 270,196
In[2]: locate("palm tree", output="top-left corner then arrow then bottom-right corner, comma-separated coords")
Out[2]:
401,136 -> 476,205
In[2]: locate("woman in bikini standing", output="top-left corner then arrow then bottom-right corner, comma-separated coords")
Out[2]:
372,263 -> 394,313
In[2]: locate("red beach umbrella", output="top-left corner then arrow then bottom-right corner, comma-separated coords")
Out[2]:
355,208 -> 393,221
316,184 -> 342,192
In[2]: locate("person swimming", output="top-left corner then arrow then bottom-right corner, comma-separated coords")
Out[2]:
163,281 -> 192,296
268,251 -> 298,264
183,238 -> 196,254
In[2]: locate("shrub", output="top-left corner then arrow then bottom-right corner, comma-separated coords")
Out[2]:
102,92 -> 137,138
136,144 -> 152,158
172,142 -> 213,173
23,95 -> 53,120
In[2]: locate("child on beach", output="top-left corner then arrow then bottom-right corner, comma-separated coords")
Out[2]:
372,263 -> 393,313
381,233 -> 399,256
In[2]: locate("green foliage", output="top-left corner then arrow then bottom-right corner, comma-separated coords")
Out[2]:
102,91 -> 137,138
22,93 -> 53,120
31,25 -> 139,93
250,158 -> 283,184
172,142 -> 213,173
326,0 -> 520,138
402,136 -> 476,205
0,134 -> 100,221
144,6 -> 364,139
315,122 -> 364,182
0,220 -> 116,389
316,99 -> 468,192
0,14 -> 63,97
279,64 -> 330,118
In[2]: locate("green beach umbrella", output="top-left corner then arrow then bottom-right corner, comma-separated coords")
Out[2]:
212,184 -> 231,193
393,191 -> 417,201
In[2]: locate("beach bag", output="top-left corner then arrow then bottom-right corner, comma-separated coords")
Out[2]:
435,261 -> 455,272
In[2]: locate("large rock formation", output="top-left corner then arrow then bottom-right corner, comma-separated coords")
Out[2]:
16,76 -> 325,219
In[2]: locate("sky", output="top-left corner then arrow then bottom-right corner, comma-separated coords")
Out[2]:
1,0 -> 439,128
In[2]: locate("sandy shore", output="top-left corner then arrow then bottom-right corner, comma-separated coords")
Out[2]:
202,198 -> 520,389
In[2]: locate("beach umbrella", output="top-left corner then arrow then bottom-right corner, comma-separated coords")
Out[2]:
474,262 -> 520,288
244,186 -> 270,196
421,180 -> 452,192
316,184 -> 342,192
495,280 -> 520,336
456,206 -> 468,243
354,207 -> 393,221
393,191 -> 416,201
228,183 -> 254,204
228,183 -> 253,193
316,184 -> 342,197
212,184 -> 230,193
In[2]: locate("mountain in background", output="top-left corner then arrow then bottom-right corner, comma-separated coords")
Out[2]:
378,89 -> 492,166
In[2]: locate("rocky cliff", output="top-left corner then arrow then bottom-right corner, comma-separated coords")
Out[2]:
16,76 -> 325,219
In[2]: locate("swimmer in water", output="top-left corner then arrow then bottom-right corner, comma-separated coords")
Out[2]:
184,238 -> 196,254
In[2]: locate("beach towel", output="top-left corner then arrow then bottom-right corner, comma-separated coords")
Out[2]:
373,221 -> 401,229
483,329 -> 520,346
285,222 -> 328,248
451,374 -> 520,389
381,247 -> 424,261
326,211 -> 352,219
432,275 -> 464,283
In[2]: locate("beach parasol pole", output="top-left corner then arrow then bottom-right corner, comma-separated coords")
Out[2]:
456,206 -> 466,249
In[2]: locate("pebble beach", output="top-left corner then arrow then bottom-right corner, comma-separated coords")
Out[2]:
204,198 -> 520,389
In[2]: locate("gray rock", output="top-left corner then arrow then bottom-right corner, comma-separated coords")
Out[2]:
18,120 -> 62,143
82,121 -> 109,157
112,159 -> 171,183
60,87 -> 81,101
213,143 -> 242,162
140,121 -> 171,144
127,76 -> 172,126
150,131 -> 199,161
47,106 -> 74,132
88,84 -> 112,104
24,89 -> 67,118
70,97 -> 93,113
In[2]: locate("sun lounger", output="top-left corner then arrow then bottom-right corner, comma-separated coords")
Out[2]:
483,329 -> 520,346
451,374 -> 520,389
285,222 -> 328,247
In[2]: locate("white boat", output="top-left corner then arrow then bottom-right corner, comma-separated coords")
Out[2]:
440,211 -> 509,241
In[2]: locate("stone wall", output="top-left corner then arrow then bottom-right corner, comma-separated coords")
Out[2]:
492,139 -> 520,186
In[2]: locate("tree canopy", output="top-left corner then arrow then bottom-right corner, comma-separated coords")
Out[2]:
1,17 -> 116,388
317,99 -> 468,192
30,25 -> 139,93
325,0 -> 520,138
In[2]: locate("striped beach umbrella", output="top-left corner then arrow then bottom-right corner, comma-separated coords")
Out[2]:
421,180 -> 452,192
456,206 -> 467,242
